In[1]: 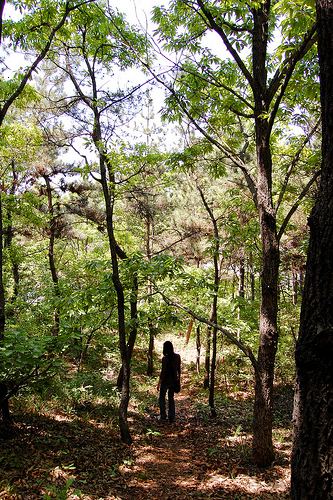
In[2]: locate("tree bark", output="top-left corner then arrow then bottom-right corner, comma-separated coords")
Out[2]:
204,326 -> 211,389
117,275 -> 138,390
5,163 -> 20,303
146,325 -> 155,376
43,174 -> 60,336
239,256 -> 245,299
146,217 -> 155,377
196,324 -> 201,373
291,2 -> 333,497
252,124 -> 279,467
0,190 -> 10,422
250,1 -> 280,467
198,186 -> 219,417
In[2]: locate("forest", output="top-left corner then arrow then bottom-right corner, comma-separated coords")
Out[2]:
0,0 -> 332,499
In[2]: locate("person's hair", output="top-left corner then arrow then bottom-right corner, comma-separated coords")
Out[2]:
163,340 -> 174,356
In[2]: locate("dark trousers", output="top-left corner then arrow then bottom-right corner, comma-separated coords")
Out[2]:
159,384 -> 175,421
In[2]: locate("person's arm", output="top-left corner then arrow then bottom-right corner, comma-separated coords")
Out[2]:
177,354 -> 181,379
157,356 -> 166,391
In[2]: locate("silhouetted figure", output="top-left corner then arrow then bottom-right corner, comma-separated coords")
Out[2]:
157,341 -> 181,422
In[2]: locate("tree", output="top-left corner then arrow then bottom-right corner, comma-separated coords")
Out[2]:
0,0 -> 93,424
197,185 -> 220,417
44,2 -> 149,443
151,0 -> 319,466
291,1 -> 333,498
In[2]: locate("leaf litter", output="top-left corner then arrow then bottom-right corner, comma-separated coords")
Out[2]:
0,368 -> 292,499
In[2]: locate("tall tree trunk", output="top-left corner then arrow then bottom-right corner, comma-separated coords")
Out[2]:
0,190 -> 10,422
209,302 -> 217,418
146,217 -> 155,376
97,134 -> 132,444
291,2 -> 333,497
249,252 -> 256,301
5,163 -> 20,304
146,323 -> 154,376
43,175 -> 60,337
239,256 -> 245,299
237,255 -> 245,340
252,128 -> 279,467
204,326 -> 211,389
198,186 -> 220,416
196,324 -> 201,373
117,275 -> 138,390
292,269 -> 299,306
251,2 -> 280,467
91,106 -> 132,444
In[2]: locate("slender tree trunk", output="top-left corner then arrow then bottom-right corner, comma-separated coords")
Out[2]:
237,255 -> 245,340
5,163 -> 20,303
204,326 -> 211,388
209,302 -> 217,418
292,269 -> 298,306
117,275 -> 138,390
250,252 -> 256,301
147,324 -> 154,376
0,190 -> 10,422
291,2 -> 333,497
43,175 -> 60,337
198,186 -> 220,416
104,171 -> 132,445
146,217 -> 155,376
196,324 -> 201,373
239,256 -> 245,299
94,115 -> 132,444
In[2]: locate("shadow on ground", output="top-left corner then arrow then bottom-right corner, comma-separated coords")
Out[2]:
0,373 -> 292,499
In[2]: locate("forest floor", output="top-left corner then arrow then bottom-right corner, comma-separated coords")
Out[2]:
0,342 -> 293,499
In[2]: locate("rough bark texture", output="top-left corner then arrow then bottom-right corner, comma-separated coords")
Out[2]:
252,169 -> 279,466
291,2 -> 333,497
251,1 -> 280,467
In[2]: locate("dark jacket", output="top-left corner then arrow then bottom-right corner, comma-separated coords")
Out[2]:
160,352 -> 181,388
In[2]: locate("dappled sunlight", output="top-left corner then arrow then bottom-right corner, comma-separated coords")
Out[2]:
1,357 -> 292,499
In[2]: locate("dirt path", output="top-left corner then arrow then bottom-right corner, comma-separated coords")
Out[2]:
115,371 -> 291,499
0,348 -> 292,499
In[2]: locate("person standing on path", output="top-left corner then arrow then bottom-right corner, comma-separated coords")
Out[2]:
157,341 -> 181,423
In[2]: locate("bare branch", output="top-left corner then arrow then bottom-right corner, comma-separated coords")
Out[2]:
276,120 -> 320,213
278,170 -> 321,240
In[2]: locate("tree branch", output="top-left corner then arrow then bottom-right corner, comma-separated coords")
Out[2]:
268,23 -> 318,133
0,0 -> 93,126
195,0 -> 254,88
158,289 -> 258,371
276,120 -> 320,213
278,169 -> 321,240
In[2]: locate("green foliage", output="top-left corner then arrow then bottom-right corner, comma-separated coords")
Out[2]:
0,328 -> 64,389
